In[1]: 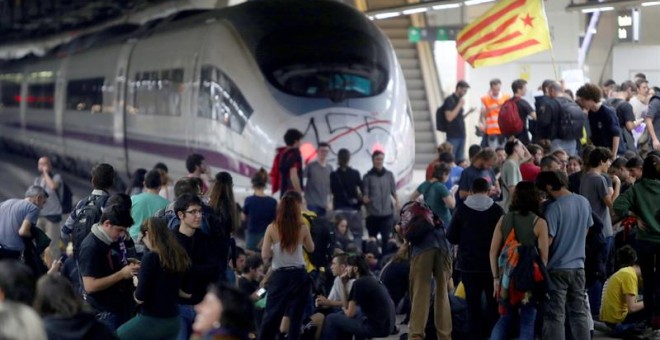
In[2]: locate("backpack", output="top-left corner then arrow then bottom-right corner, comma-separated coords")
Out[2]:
59,182 -> 74,214
436,105 -> 448,132
498,97 -> 523,136
555,96 -> 586,140
398,201 -> 444,245
302,212 -> 335,269
72,195 -> 108,257
496,214 -> 547,308
269,147 -> 287,194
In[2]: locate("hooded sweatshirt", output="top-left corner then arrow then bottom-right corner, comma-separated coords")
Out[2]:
44,313 -> 116,340
447,194 -> 504,272
613,178 -> 660,243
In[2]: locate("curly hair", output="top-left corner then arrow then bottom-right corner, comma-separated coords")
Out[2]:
576,83 -> 602,102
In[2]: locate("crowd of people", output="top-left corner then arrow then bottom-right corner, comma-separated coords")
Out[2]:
1,74 -> 660,340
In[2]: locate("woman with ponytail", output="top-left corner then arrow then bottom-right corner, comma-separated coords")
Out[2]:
259,191 -> 315,340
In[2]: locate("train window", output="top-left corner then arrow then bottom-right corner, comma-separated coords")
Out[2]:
27,83 -> 55,109
0,74 -> 22,107
272,66 -> 385,101
66,77 -> 105,113
198,65 -> 253,134
130,68 -> 184,116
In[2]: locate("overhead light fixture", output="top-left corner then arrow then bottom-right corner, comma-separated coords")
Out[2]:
642,1 -> 660,6
464,0 -> 495,6
374,12 -> 401,19
432,3 -> 461,10
403,7 -> 429,15
581,6 -> 614,13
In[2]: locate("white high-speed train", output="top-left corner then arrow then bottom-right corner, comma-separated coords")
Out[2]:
0,0 -> 415,192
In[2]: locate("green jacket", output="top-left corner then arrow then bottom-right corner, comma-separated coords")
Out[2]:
613,178 -> 660,243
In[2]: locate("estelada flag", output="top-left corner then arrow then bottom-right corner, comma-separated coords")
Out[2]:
457,0 -> 551,68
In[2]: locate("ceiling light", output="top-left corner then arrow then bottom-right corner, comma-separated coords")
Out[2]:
581,6 -> 614,13
642,1 -> 660,6
374,12 -> 400,19
464,0 -> 495,6
403,7 -> 429,15
432,3 -> 461,10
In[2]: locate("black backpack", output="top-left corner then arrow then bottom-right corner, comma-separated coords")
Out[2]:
59,182 -> 74,214
72,195 -> 108,257
436,103 -> 449,132
555,96 -> 586,140
302,213 -> 335,269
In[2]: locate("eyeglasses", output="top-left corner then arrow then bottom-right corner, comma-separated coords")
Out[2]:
185,209 -> 203,216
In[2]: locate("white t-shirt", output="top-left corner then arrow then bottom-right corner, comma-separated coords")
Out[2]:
328,277 -> 355,303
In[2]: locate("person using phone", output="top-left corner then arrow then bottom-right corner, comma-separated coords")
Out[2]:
116,217 -> 191,339
238,255 -> 264,301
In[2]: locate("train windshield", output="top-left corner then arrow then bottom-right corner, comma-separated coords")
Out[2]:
256,27 -> 390,101
273,66 -> 382,101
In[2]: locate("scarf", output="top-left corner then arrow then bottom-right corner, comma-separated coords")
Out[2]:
91,223 -> 114,245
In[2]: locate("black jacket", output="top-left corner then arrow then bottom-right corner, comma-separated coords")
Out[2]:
447,203 -> 504,272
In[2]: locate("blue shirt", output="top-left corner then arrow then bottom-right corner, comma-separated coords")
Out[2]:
243,195 -> 277,233
0,199 -> 40,251
445,165 -> 464,189
545,194 -> 593,270
588,104 -> 621,149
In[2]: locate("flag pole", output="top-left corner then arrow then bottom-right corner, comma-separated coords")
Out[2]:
541,0 -> 559,82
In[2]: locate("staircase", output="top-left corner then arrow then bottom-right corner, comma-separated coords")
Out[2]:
367,3 -> 438,169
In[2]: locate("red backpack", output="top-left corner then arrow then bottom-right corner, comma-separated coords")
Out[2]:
498,97 -> 523,136
269,147 -> 287,194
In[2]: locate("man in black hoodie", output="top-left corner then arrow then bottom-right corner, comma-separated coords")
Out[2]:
447,178 -> 504,339
173,194 -> 222,340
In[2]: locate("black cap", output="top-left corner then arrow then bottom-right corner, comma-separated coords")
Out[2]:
457,80 -> 470,89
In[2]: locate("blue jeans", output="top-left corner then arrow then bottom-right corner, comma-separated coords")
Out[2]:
490,303 -> 537,340
447,136 -> 466,162
176,305 -> 195,340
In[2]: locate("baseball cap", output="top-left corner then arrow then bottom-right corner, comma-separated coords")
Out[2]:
25,185 -> 48,198
457,80 -> 470,89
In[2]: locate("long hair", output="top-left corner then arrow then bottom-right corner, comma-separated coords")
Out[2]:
209,171 -> 239,233
33,275 -> 83,318
141,217 -> 191,274
509,181 -> 541,216
275,191 -> 303,253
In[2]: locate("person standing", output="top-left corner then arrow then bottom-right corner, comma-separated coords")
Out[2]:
330,149 -> 363,251
536,171 -> 593,340
278,129 -> 305,197
185,153 -> 212,196
448,178 -> 505,339
362,151 -> 399,250
78,205 -> 139,330
117,217 -> 191,339
613,153 -> 660,328
33,156 -> 63,261
304,142 -> 333,217
0,186 -> 48,260
500,139 -> 532,212
481,79 -> 510,149
506,79 -> 537,145
129,170 -> 170,246
577,83 -> 621,156
243,169 -> 277,252
260,191 -> 315,340
441,80 -> 475,161
488,182 -> 549,340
